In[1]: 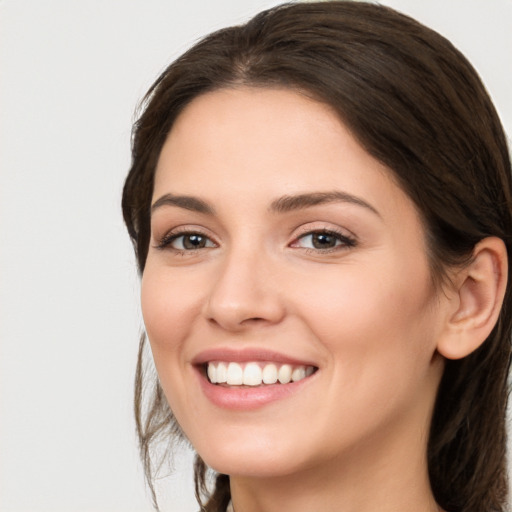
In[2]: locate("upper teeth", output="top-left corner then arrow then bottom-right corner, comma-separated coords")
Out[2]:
207,361 -> 315,386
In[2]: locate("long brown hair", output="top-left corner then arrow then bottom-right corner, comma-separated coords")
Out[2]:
122,2 -> 512,511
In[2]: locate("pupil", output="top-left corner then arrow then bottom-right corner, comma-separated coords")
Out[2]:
184,234 -> 205,249
312,233 -> 335,249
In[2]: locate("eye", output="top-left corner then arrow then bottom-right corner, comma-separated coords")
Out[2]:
292,230 -> 356,251
157,231 -> 216,251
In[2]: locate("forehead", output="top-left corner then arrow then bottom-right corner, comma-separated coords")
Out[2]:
157,87 -> 345,178
153,87 -> 416,224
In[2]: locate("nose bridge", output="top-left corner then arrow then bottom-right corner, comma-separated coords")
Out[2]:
204,239 -> 284,330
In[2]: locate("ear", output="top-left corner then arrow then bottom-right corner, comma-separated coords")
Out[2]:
436,237 -> 508,360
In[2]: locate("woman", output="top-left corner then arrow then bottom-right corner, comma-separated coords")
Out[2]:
122,2 -> 512,511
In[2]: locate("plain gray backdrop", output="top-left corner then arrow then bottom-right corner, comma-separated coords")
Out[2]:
1,0 -> 511,510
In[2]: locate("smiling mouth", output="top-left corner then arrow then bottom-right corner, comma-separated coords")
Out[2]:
205,361 -> 317,387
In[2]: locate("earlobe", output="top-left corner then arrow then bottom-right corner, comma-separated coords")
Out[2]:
437,237 -> 508,360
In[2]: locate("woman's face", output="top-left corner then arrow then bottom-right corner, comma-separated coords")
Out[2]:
142,87 -> 447,478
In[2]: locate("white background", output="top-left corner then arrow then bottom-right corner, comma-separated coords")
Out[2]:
1,1 -> 511,511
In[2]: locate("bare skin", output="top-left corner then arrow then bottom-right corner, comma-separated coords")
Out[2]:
142,87 -> 505,512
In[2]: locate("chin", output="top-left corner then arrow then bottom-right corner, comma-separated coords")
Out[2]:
202,451 -> 306,479
191,429 -> 311,478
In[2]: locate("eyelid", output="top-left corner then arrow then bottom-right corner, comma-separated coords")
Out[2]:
153,225 -> 218,251
292,222 -> 356,240
151,223 -> 357,253
289,225 -> 357,251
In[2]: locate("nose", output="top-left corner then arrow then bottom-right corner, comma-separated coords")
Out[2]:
202,247 -> 286,332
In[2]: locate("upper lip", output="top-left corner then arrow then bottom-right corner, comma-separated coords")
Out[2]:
191,347 -> 318,367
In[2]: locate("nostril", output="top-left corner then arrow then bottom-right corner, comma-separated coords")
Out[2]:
207,316 -> 266,328
203,288 -> 286,330
238,317 -> 272,328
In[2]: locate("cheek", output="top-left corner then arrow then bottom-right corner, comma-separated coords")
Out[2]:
140,267 -> 201,417
300,256 -> 437,371
140,266 -> 201,355
299,262 -> 440,439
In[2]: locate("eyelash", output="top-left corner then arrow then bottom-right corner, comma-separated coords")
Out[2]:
291,228 -> 356,253
154,227 -> 357,254
154,229 -> 217,253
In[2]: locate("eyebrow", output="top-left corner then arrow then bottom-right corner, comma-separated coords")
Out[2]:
151,194 -> 215,215
269,191 -> 380,216
151,190 -> 379,217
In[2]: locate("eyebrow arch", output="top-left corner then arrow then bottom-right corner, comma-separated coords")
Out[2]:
269,191 -> 380,216
151,191 -> 379,217
151,193 -> 215,215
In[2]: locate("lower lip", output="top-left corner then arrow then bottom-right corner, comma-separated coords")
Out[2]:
196,369 -> 314,411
